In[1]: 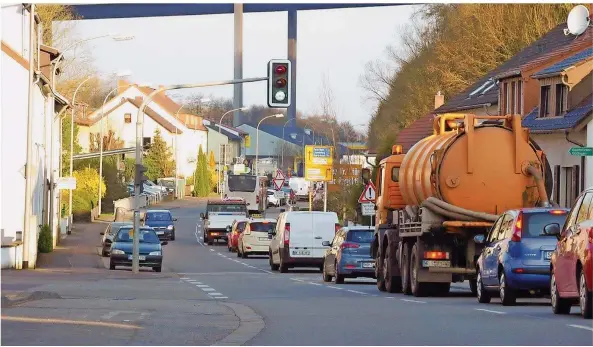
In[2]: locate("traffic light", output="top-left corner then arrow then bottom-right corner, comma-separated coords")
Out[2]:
267,59 -> 291,108
135,164 -> 149,194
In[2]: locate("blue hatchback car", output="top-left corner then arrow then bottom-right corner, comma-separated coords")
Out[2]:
322,226 -> 375,284
474,208 -> 569,306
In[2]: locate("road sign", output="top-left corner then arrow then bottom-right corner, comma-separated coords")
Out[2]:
569,147 -> 593,156
361,203 -> 375,216
273,169 -> 285,190
304,145 -> 334,181
55,177 -> 76,190
358,181 -> 377,203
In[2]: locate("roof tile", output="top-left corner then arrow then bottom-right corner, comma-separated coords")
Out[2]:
532,47 -> 593,78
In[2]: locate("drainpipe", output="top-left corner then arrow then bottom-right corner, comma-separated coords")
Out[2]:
23,3 -> 37,269
565,130 -> 586,193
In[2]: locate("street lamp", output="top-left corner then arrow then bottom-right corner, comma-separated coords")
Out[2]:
256,114 -> 284,177
218,106 -> 249,197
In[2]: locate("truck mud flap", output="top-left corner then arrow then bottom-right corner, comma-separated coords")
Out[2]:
417,267 -> 451,283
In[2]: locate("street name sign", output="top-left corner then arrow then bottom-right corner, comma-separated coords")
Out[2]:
304,145 -> 334,181
569,147 -> 593,156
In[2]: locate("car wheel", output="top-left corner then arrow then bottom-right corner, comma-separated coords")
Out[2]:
476,271 -> 491,303
171,232 -> 175,241
410,243 -> 428,297
237,247 -> 242,257
334,262 -> 344,284
499,272 -> 516,306
401,242 -> 412,295
322,262 -> 332,282
376,248 -> 386,292
279,256 -> 288,273
469,278 -> 478,296
551,270 -> 571,315
153,266 -> 162,273
384,243 -> 402,293
109,262 -> 115,270
270,251 -> 279,271
242,250 -> 248,259
578,269 -> 592,319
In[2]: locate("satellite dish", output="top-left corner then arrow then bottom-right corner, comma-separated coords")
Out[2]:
565,5 -> 590,36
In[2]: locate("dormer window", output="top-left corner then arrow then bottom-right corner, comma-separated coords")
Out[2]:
539,85 -> 551,118
555,84 -> 568,117
124,113 -> 131,123
499,79 -> 522,115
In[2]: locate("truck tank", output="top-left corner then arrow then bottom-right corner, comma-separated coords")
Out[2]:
400,114 -> 552,216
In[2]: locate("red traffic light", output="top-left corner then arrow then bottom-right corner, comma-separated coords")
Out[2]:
275,78 -> 287,88
275,65 -> 287,75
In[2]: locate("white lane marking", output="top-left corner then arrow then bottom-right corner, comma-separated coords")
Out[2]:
401,299 -> 426,304
386,296 -> 395,299
213,296 -> 228,299
196,284 -> 210,288
208,292 -> 224,296
240,263 -> 248,266
100,311 -> 120,320
195,223 -> 205,247
308,282 -> 322,286
327,286 -> 343,290
567,324 -> 593,332
201,288 -> 216,292
474,308 -> 506,314
347,289 -> 367,295
259,269 -> 274,274
291,278 -> 304,282
180,277 -> 190,280
209,249 -> 215,252
138,312 -> 149,320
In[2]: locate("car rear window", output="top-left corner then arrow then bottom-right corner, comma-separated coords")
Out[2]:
347,230 -> 374,243
523,212 -> 568,238
249,222 -> 277,233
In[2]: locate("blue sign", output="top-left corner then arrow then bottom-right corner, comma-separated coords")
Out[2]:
313,148 -> 330,157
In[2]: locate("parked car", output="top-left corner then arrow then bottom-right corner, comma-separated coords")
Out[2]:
145,180 -> 169,194
474,208 -> 569,306
269,211 -> 339,273
109,226 -> 167,272
100,222 -> 133,257
143,210 -> 177,240
548,187 -> 593,319
227,219 -> 248,252
237,218 -> 277,258
322,226 -> 375,284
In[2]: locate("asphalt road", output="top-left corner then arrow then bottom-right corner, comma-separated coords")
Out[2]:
159,200 -> 593,345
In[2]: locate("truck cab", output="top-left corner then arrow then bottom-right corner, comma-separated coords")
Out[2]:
375,145 -> 406,226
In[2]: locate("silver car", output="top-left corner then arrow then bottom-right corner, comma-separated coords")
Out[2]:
101,222 -> 133,257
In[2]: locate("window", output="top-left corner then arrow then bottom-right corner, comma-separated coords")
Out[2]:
391,167 -> 400,182
517,81 -> 522,115
563,194 -> 584,233
502,82 -> 509,115
487,217 -> 503,242
377,167 -> 384,197
510,82 -> 516,115
124,113 -> 131,123
143,137 -> 151,148
499,214 -> 515,240
555,84 -> 567,117
539,85 -> 551,118
576,193 -> 593,224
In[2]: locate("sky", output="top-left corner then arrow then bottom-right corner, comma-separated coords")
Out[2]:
65,4 -> 418,126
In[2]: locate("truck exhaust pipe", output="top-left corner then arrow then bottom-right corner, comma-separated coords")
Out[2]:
526,165 -> 551,208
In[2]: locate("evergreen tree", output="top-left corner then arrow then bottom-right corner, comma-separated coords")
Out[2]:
193,145 -> 210,197
144,129 -> 176,181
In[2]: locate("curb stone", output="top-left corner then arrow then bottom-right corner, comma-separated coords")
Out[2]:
213,302 -> 265,346
1,291 -> 62,308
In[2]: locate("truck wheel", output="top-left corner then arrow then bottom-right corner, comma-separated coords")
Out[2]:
476,271 -> 491,303
410,243 -> 428,297
401,242 -> 412,295
376,248 -> 386,292
384,243 -> 402,293
499,272 -> 517,306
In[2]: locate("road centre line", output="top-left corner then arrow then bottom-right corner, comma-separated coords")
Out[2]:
201,288 -> 216,292
347,289 -> 367,295
474,308 -> 506,314
326,286 -> 343,290
401,299 -> 426,304
308,282 -> 322,286
209,292 -> 224,296
567,324 -> 593,332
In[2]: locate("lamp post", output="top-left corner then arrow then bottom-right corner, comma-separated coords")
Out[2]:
281,118 -> 296,169
218,107 -> 248,197
256,114 -> 284,177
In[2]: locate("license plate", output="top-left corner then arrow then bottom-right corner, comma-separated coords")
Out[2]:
156,231 -> 164,235
422,260 -> 450,268
362,262 -> 375,268
128,255 -> 146,260
544,251 -> 553,260
292,250 -> 310,256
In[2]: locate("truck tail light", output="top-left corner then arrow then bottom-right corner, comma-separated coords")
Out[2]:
424,251 -> 449,260
341,242 -> 360,250
511,212 -> 523,242
284,223 -> 290,246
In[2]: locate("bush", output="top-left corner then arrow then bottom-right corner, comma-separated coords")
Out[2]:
60,167 -> 105,214
38,224 -> 53,253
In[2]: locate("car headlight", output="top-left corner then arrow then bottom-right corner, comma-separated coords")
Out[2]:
149,251 -> 161,256
167,225 -> 174,231
111,249 -> 125,255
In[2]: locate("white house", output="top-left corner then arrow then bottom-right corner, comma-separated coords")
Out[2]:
76,80 -> 208,178
1,3 -> 69,269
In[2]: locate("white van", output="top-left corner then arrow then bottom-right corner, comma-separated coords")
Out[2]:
288,177 -> 311,201
268,211 -> 340,273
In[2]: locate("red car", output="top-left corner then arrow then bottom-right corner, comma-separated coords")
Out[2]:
227,219 -> 248,253
548,187 -> 593,319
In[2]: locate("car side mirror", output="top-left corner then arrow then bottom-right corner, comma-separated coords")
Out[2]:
100,232 -> 105,235
161,241 -> 168,246
322,241 -> 331,247
543,223 -> 561,238
473,234 -> 486,244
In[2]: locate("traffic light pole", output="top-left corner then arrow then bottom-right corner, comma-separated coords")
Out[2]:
132,76 -> 268,273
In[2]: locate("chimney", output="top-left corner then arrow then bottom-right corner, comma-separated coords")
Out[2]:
117,79 -> 131,94
434,91 -> 445,110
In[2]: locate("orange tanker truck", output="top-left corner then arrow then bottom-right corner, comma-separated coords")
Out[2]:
370,113 -> 553,297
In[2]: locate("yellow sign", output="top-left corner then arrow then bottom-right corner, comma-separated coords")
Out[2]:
304,145 -> 334,181
245,135 -> 251,148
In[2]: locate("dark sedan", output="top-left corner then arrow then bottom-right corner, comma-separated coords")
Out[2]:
143,210 -> 177,240
109,226 -> 167,272
322,226 -> 375,284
